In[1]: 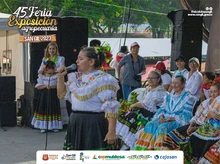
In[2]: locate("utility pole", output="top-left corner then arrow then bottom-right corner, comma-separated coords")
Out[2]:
123,0 -> 132,46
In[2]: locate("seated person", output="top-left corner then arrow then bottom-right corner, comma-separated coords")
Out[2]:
168,55 -> 188,92
200,72 -> 216,102
154,61 -> 172,91
116,71 -> 167,150
190,90 -> 220,163
198,140 -> 220,164
162,80 -> 220,150
134,75 -> 195,150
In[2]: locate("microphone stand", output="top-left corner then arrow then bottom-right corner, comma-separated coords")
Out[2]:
45,74 -> 51,150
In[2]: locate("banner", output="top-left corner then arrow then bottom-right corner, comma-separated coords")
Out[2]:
37,150 -> 183,164
19,34 -> 56,43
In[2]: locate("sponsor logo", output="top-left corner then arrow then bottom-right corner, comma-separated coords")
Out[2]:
92,155 -> 98,159
127,155 -> 152,160
80,152 -> 90,162
48,154 -> 58,160
61,154 -> 76,160
154,155 -> 159,160
42,154 -> 49,161
98,155 -> 125,160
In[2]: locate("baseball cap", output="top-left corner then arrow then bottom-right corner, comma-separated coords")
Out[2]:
155,62 -> 166,71
130,42 -> 140,48
189,57 -> 200,66
175,55 -> 185,62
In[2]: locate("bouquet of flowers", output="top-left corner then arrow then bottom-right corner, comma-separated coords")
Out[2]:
118,92 -> 139,114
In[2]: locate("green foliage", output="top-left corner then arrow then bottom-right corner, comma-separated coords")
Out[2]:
0,0 -> 181,38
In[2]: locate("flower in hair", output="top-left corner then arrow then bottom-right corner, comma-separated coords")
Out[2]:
213,77 -> 220,84
95,42 -> 113,68
43,58 -> 50,68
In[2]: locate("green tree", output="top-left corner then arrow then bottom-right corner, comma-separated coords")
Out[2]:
0,0 -> 181,38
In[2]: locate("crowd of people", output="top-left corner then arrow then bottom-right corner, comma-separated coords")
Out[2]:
31,40 -> 219,164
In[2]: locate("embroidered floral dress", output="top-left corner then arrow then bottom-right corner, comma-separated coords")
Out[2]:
62,70 -> 120,150
162,98 -> 212,150
190,96 -> 220,160
135,90 -> 195,150
31,74 -> 63,130
116,85 -> 167,149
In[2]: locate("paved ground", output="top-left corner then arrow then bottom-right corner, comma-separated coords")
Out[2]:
0,125 -> 66,164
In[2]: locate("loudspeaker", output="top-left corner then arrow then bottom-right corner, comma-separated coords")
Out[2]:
168,10 -> 203,71
0,76 -> 16,102
23,97 -> 37,128
60,17 -> 88,66
24,82 -> 38,99
0,101 -> 16,126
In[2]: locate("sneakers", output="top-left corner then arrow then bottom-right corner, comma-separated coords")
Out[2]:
40,129 -> 59,133
40,129 -> 45,133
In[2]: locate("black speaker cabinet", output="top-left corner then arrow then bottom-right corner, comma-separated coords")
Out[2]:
0,76 -> 16,102
23,97 -> 37,128
60,17 -> 88,67
0,101 -> 16,126
168,10 -> 203,71
24,82 -> 39,99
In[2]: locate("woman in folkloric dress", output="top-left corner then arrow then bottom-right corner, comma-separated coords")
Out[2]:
162,81 -> 220,151
116,71 -> 167,150
31,61 -> 63,133
38,42 -> 65,74
38,42 -> 69,125
57,46 -> 120,150
134,75 -> 195,150
189,80 -> 220,163
198,140 -> 220,164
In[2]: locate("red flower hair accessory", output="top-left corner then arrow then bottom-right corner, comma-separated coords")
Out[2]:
213,77 -> 220,84
95,42 -> 113,67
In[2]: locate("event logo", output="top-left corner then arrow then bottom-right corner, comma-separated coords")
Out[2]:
42,154 -> 49,161
154,155 -> 159,160
8,7 -> 58,33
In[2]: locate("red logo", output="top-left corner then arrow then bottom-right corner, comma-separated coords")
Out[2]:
42,154 -> 49,161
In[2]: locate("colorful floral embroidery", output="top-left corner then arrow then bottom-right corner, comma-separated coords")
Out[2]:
76,71 -> 106,87
103,96 -> 117,102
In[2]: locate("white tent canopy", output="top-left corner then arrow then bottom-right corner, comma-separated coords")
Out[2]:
0,12 -> 18,31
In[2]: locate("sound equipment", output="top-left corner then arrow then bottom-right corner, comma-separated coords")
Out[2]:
168,10 -> 203,71
0,76 -> 16,102
23,97 -> 37,128
24,82 -> 38,98
0,101 -> 16,126
60,17 -> 88,67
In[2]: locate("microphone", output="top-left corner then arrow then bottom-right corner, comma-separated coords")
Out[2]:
56,64 -> 77,74
66,64 -> 77,71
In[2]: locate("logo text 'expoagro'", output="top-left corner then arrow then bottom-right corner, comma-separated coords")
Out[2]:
8,7 -> 57,32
